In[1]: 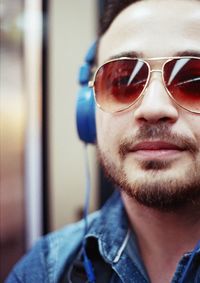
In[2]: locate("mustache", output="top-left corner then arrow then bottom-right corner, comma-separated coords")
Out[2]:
119,123 -> 199,157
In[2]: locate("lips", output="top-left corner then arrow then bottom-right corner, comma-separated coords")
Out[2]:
131,141 -> 184,152
127,141 -> 185,159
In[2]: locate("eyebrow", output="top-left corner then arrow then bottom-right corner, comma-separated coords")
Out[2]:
107,51 -> 143,61
106,50 -> 200,61
175,50 -> 200,58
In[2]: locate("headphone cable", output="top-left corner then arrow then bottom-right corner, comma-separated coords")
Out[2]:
82,144 -> 96,283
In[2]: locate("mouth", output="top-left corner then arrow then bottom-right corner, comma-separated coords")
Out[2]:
130,141 -> 185,159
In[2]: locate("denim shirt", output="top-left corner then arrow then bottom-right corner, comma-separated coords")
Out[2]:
6,191 -> 200,283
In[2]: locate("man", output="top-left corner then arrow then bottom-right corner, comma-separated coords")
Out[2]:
6,0 -> 200,282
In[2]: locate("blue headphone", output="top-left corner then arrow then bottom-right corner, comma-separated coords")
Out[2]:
76,42 -> 97,144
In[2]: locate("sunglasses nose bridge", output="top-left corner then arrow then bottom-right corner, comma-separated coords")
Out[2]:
149,69 -> 162,73
148,69 -> 163,80
142,68 -> 174,106
145,69 -> 164,90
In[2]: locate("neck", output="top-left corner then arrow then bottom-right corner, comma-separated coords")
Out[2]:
122,192 -> 200,283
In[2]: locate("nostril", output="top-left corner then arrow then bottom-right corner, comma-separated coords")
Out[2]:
136,115 -> 176,124
160,117 -> 173,123
134,104 -> 179,124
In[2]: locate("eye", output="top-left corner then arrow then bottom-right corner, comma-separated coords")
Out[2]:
112,75 -> 130,86
175,75 -> 200,96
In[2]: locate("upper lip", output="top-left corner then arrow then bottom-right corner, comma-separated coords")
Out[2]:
131,141 -> 184,151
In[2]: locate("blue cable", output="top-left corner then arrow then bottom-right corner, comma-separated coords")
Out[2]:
179,240 -> 200,283
82,144 -> 96,283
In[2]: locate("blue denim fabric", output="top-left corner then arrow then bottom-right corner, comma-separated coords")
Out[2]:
6,191 -> 200,283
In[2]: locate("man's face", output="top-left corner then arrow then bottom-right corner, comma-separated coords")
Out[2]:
96,0 -> 200,210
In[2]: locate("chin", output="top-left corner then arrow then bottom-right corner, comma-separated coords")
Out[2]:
120,171 -> 200,212
98,147 -> 200,211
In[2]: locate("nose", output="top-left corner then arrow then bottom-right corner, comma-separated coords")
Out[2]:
134,74 -> 179,124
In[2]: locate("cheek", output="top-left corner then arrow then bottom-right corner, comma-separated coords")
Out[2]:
185,116 -> 200,142
195,125 -> 200,142
96,110 -> 127,152
96,111 -> 115,149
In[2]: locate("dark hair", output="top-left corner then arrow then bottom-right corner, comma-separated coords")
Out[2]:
99,0 -> 140,36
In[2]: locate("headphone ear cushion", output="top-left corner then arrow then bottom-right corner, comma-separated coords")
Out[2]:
76,85 -> 96,144
76,42 -> 97,144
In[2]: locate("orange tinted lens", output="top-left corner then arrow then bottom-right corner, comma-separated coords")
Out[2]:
164,58 -> 200,113
94,59 -> 149,112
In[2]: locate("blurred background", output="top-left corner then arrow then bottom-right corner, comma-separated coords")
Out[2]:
0,0 -> 114,281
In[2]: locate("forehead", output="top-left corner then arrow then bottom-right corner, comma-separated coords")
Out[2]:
98,0 -> 200,63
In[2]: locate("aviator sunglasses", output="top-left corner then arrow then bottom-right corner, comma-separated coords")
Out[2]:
88,56 -> 200,114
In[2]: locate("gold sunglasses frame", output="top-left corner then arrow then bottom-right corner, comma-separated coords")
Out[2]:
88,56 -> 200,114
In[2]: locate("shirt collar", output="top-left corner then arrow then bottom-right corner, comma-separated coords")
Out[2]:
85,190 -> 130,264
85,190 -> 200,279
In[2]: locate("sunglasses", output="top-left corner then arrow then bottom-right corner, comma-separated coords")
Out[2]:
89,56 -> 200,114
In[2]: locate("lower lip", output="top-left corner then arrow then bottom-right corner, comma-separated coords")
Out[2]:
131,149 -> 184,159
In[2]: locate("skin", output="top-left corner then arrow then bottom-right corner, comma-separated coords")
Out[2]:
96,0 -> 200,282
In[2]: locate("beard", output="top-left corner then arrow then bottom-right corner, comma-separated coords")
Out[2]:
98,123 -> 200,212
